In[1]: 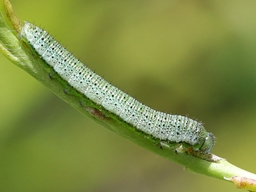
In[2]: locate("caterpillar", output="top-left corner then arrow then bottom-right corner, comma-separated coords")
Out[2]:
20,22 -> 215,154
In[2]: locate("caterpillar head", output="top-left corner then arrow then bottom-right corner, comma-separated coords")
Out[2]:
199,132 -> 215,154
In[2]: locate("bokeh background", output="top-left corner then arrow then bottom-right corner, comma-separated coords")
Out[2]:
1,0 -> 256,191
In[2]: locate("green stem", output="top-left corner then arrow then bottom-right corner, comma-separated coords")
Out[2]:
0,0 -> 256,191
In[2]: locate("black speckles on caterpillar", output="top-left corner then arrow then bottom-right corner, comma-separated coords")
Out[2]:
21,22 -> 215,154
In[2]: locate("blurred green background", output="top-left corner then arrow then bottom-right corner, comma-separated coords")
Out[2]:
1,0 -> 256,191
